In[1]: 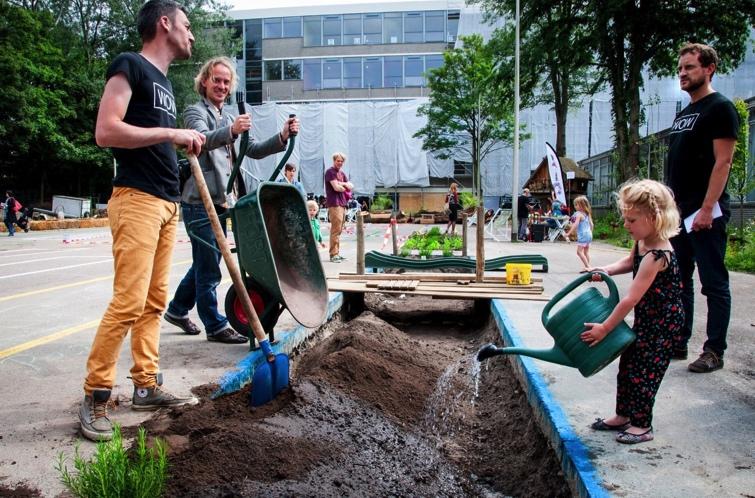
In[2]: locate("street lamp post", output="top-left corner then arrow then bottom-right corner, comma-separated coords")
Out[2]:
511,0 -> 520,241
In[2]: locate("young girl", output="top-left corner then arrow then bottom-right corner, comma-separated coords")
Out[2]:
567,195 -> 594,270
307,200 -> 327,249
581,179 -> 683,445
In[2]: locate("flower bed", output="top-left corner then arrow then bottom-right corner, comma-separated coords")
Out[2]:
399,226 -> 463,257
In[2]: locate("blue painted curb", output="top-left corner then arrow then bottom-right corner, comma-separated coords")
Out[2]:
490,299 -> 609,498
212,292 -> 343,398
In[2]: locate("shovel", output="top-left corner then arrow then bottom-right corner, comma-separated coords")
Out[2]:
187,154 -> 289,406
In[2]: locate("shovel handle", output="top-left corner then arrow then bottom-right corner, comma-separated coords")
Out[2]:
187,154 -> 274,360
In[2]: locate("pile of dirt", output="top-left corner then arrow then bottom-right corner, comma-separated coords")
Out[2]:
135,295 -> 570,497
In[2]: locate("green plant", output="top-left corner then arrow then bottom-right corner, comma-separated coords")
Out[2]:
370,195 -> 393,212
459,192 -> 479,209
592,212 -> 632,248
725,221 -> 755,273
56,425 -> 168,498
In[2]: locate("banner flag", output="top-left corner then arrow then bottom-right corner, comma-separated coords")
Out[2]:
545,142 -> 567,205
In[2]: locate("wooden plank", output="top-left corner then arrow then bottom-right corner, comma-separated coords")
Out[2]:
415,284 -> 542,295
327,280 -> 550,301
358,279 -> 541,293
338,272 -> 542,283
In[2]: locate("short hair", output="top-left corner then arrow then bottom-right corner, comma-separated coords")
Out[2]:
137,0 -> 187,42
306,200 -> 319,211
194,57 -> 237,97
332,152 -> 346,162
617,179 -> 680,241
523,188 -> 530,193
284,163 -> 297,172
679,42 -> 719,76
6,190 -> 13,197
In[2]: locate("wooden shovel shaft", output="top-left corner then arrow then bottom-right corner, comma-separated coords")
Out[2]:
187,154 -> 269,348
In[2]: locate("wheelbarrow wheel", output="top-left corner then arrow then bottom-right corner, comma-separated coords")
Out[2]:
224,278 -> 281,338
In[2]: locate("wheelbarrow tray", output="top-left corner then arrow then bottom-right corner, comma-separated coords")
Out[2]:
231,182 -> 328,328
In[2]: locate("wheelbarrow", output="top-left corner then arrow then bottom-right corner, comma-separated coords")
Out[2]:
186,110 -> 329,350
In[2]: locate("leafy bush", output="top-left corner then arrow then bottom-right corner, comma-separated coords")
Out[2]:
57,425 -> 168,498
459,192 -> 479,209
370,195 -> 393,211
593,212 -> 633,249
399,229 -> 462,256
726,220 -> 755,273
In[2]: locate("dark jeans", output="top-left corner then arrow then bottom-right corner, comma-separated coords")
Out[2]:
670,217 -> 730,355
4,216 -> 15,236
517,218 -> 528,240
167,202 -> 228,336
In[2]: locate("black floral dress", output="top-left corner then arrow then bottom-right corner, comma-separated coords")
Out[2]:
615,246 -> 684,428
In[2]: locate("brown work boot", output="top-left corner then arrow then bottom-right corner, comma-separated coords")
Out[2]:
688,349 -> 724,373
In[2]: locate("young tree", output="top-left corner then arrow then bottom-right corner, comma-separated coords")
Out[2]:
728,99 -> 752,235
414,34 -> 519,199
473,0 -> 603,157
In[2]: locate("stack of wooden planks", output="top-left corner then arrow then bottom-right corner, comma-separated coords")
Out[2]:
327,272 -> 549,301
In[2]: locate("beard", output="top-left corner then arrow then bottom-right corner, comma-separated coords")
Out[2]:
682,76 -> 705,93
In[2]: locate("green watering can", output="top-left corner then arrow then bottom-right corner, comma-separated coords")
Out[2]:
478,272 -> 636,377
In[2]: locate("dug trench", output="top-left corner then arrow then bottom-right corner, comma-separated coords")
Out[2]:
134,294 -> 571,497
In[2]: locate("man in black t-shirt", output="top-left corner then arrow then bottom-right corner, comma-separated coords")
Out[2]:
665,43 -> 739,374
516,188 -> 532,241
79,0 -> 207,442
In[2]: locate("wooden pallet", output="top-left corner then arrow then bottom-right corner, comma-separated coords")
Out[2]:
327,273 -> 549,301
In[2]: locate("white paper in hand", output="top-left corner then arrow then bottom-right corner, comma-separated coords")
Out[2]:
684,202 -> 722,233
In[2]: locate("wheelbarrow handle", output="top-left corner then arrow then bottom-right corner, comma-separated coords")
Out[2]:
226,101 -> 250,195
188,154 -> 275,361
266,114 -> 297,183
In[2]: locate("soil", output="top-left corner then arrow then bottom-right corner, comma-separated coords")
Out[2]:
133,294 -> 571,497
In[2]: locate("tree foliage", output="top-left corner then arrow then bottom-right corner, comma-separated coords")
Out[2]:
0,0 -> 238,204
728,99 -> 752,234
472,0 -> 603,157
414,34 -> 520,198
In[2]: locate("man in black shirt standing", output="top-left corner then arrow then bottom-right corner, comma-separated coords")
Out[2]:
79,0 -> 207,441
516,188 -> 532,241
666,43 -> 739,373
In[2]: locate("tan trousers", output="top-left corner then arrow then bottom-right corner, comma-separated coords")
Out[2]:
328,206 -> 345,258
84,187 -> 179,394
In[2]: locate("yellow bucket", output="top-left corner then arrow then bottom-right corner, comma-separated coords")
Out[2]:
505,263 -> 532,285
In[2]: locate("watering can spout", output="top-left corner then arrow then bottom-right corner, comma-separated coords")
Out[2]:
476,343 -> 573,367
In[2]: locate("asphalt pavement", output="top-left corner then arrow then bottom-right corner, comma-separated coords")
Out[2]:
0,222 -> 752,497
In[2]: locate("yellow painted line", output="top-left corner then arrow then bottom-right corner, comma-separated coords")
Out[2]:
0,259 -> 193,303
0,320 -> 100,360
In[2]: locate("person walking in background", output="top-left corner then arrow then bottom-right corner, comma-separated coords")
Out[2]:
80,0 -> 206,442
516,187 -> 532,241
665,43 -> 739,373
582,179 -> 683,445
444,183 -> 461,236
307,199 -> 326,249
164,56 -> 298,345
324,152 -> 353,263
278,163 -> 306,199
3,191 -> 22,236
567,195 -> 593,271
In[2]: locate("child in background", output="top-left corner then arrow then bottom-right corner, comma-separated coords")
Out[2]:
581,179 -> 683,445
307,200 -> 326,249
567,195 -> 594,270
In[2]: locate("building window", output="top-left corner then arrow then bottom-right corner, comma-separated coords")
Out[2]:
282,16 -> 301,37
425,11 -> 444,42
264,60 -> 282,81
322,58 -> 341,88
322,15 -> 341,46
404,12 -> 423,43
303,16 -> 321,46
363,13 -> 382,44
343,14 -> 361,45
363,57 -> 382,89
425,54 -> 443,73
284,59 -> 302,80
404,56 -> 424,86
454,160 -> 472,176
446,11 -> 460,43
384,56 -> 402,88
263,18 -> 282,38
383,12 -> 402,44
303,59 -> 321,89
343,58 -> 361,88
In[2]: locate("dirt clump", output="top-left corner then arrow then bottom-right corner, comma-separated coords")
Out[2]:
136,295 -> 570,497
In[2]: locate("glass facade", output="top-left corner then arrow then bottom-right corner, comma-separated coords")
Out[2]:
267,55 -> 441,90
264,10 -> 459,46
244,19 -> 262,104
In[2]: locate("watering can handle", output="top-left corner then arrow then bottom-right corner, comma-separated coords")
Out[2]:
540,272 -> 620,327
